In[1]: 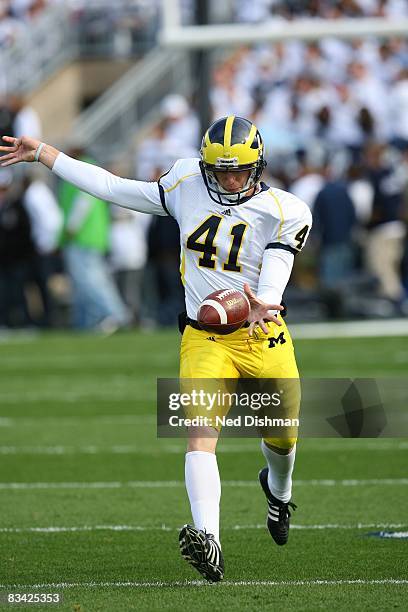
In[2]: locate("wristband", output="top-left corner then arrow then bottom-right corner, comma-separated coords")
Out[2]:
34,142 -> 45,162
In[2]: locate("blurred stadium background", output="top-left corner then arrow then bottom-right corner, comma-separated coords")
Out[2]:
0,1 -> 407,610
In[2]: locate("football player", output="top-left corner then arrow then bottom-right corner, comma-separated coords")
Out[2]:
1,116 -> 312,583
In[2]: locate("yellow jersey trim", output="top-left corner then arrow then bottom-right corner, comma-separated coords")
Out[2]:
268,190 -> 285,241
180,249 -> 186,286
164,172 -> 201,194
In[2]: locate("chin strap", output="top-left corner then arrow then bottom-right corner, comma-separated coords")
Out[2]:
220,182 -> 261,204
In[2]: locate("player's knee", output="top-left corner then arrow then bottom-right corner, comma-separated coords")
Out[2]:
262,437 -> 297,455
187,426 -> 219,453
187,438 -> 217,453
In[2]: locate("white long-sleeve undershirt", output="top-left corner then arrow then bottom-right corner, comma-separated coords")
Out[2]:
258,248 -> 294,309
52,153 -> 165,215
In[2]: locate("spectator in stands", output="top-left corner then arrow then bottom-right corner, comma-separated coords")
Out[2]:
160,94 -> 200,150
401,149 -> 408,298
211,62 -> 255,121
10,94 -> 42,140
23,173 -> 62,327
234,0 -> 275,23
326,84 -> 364,153
0,56 -> 6,96
0,1 -> 25,49
313,163 -> 357,290
10,0 -> 49,22
58,148 -> 130,332
0,168 -> 34,327
290,152 -> 325,212
348,61 -> 391,141
136,118 -> 196,182
25,0 -> 48,21
390,68 -> 408,151
9,1 -> 33,19
347,162 -> 374,225
364,142 -> 407,305
147,211 -> 185,327
0,97 -> 15,142
110,203 -> 150,327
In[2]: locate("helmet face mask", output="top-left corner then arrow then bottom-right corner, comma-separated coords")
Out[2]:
204,165 -> 259,204
200,116 -> 266,206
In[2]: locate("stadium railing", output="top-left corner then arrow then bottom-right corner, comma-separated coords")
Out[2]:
69,47 -> 192,163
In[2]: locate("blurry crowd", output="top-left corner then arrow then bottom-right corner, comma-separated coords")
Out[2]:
0,0 -> 162,56
72,0 -> 161,57
0,94 -> 41,141
233,0 -> 408,22
0,157 -> 150,332
5,0 -> 407,55
0,0 -> 52,49
211,40 -> 408,155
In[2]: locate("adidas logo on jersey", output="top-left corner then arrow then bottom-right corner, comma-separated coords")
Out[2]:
220,209 -> 231,216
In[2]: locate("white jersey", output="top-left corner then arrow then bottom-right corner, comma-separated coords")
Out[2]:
53,155 -> 312,319
159,159 -> 312,318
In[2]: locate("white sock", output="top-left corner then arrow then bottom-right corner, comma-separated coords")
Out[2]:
185,451 -> 221,544
261,440 -> 296,503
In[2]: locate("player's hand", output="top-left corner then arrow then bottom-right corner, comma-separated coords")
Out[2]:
243,282 -> 283,336
0,135 -> 40,166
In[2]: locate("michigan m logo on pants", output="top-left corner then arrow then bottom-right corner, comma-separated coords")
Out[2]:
268,332 -> 286,348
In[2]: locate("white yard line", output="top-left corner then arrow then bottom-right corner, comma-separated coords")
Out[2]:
0,319 -> 408,346
0,331 -> 38,344
0,415 -> 155,427
0,393 -> 154,404
0,579 -> 407,589
0,523 -> 406,534
290,318 -> 408,339
0,478 -> 407,490
0,441 -> 407,454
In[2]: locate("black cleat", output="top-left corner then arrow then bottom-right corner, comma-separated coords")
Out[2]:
179,524 -> 224,582
259,467 -> 297,546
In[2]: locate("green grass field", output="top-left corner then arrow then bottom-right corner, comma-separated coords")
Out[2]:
0,330 -> 407,611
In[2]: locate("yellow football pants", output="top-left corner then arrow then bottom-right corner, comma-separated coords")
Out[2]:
179,318 -> 300,449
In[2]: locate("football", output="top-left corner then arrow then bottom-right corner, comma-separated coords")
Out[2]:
197,288 -> 251,335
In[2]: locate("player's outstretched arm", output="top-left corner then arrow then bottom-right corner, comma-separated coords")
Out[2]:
0,136 -> 59,169
243,283 -> 283,336
0,136 -> 166,215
